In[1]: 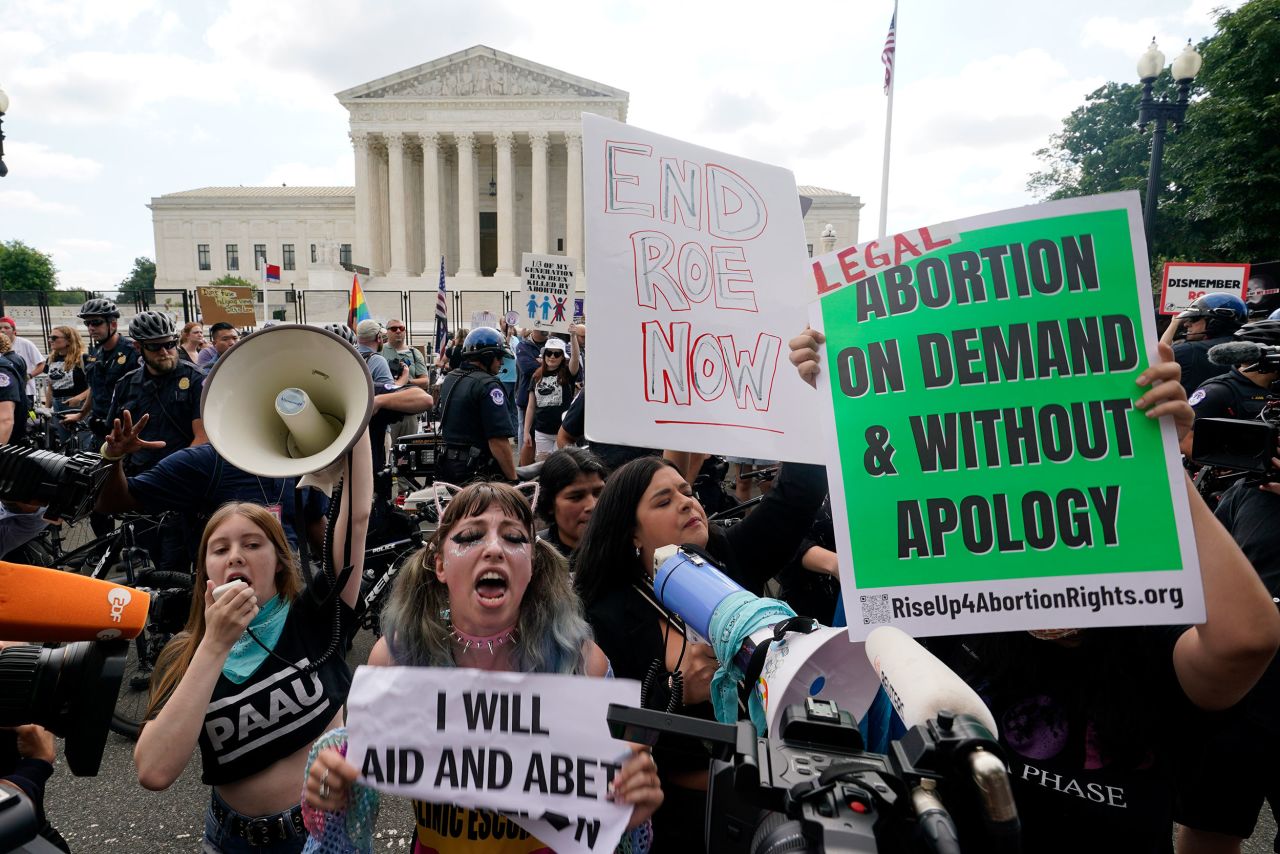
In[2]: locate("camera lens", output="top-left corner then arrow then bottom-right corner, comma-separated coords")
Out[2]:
0,446 -> 110,522
0,641 -> 127,776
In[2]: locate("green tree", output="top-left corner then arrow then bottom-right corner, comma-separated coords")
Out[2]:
1029,0 -> 1280,263
0,240 -> 59,294
117,256 -> 156,303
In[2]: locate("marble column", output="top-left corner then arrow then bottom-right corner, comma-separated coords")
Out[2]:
350,131 -> 373,273
494,131 -> 515,276
529,131 -> 549,255
565,131 -> 584,274
371,139 -> 389,275
408,146 -> 424,275
421,132 -> 442,276
455,132 -> 478,277
386,132 -> 410,277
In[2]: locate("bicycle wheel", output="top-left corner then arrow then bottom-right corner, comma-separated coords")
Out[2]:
359,543 -> 420,637
110,569 -> 193,739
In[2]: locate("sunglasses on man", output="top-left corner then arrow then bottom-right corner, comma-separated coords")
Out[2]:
142,339 -> 179,352
386,325 -> 405,332
84,319 -> 107,327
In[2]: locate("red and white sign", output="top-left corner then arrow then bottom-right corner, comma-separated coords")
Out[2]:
1159,261 -> 1249,315
581,114 -> 821,462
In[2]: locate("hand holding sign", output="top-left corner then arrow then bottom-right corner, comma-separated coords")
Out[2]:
345,667 -> 646,854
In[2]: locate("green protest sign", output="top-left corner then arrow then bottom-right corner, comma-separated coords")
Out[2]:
811,193 -> 1202,640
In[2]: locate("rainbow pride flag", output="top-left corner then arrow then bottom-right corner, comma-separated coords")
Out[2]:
347,274 -> 370,330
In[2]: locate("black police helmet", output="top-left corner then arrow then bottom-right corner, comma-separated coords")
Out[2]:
462,327 -> 513,362
1177,293 -> 1248,336
78,297 -> 120,320
128,310 -> 177,342
1234,319 -> 1280,347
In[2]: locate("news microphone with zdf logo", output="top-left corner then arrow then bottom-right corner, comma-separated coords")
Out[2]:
0,561 -> 150,642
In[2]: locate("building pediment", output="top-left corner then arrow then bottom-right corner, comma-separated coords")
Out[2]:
337,45 -> 627,103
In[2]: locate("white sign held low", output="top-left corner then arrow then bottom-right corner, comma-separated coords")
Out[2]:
346,666 -> 641,854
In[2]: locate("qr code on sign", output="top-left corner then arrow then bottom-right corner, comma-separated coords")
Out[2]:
860,594 -> 890,625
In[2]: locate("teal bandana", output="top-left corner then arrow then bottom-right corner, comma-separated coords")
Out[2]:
222,595 -> 291,684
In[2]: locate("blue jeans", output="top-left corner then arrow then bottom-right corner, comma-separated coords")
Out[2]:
203,789 -> 306,854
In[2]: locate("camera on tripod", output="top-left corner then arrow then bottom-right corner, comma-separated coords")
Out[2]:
608,697 -> 1019,854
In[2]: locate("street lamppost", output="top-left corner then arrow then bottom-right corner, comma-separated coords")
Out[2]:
0,84 -> 9,178
1137,38 -> 1203,250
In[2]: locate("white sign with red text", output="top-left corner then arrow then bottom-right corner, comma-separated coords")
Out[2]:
581,114 -> 821,462
1159,262 -> 1249,315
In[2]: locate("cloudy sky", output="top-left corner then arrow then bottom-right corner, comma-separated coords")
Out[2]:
0,0 -> 1234,292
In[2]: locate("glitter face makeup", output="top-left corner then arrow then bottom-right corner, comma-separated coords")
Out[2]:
435,508 -> 534,637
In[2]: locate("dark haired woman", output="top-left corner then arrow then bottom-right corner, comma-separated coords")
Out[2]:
573,455 -> 826,850
302,481 -> 663,852
535,446 -> 608,558
521,336 -> 581,462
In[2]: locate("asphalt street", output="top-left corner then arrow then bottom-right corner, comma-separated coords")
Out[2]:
37,628 -> 1278,853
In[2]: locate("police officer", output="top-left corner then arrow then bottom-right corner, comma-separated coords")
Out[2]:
1185,313 -> 1280,455
436,327 -> 516,483
1162,293 -> 1248,395
0,337 -> 29,444
105,311 -> 207,476
69,298 -> 135,436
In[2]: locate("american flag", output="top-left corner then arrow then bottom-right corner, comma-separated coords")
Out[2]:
882,5 -> 897,95
434,255 -> 448,356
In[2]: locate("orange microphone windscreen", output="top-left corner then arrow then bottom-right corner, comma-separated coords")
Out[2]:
0,561 -> 151,641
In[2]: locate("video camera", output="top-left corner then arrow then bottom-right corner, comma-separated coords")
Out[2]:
609,699 -> 1018,854
0,559 -> 151,853
0,640 -> 128,853
1190,340 -> 1280,481
0,445 -> 110,523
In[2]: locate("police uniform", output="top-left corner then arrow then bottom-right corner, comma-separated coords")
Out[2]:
436,365 -> 514,483
108,359 -> 206,475
0,355 -> 28,442
1188,369 -> 1271,422
84,334 -> 136,429
1173,334 -> 1233,396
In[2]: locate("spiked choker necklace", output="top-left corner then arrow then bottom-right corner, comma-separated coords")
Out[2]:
450,624 -> 518,654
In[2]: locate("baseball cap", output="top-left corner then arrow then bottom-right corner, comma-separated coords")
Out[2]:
356,319 -> 383,339
542,338 -> 567,355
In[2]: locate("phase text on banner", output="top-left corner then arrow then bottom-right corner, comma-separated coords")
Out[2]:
346,666 -> 641,854
809,192 -> 1204,640
581,113 -> 822,462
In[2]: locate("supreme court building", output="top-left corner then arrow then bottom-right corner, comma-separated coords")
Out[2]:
151,46 -> 862,302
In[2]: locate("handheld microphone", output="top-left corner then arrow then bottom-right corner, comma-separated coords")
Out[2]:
1208,340 -> 1271,366
0,562 -> 150,641
864,626 -> 997,735
867,627 -> 1020,849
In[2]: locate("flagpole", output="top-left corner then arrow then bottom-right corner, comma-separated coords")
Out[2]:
260,260 -> 269,327
878,1 -> 898,239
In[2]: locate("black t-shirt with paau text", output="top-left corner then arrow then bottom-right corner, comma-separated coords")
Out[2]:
196,587 -> 355,785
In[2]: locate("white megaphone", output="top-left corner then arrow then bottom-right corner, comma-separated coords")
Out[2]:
652,545 -> 881,735
200,324 -> 374,478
